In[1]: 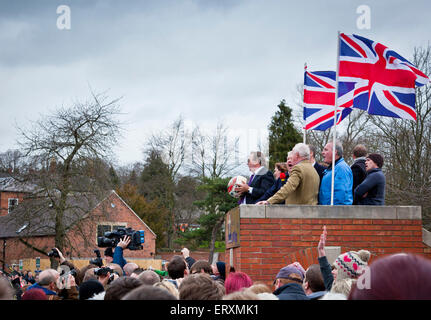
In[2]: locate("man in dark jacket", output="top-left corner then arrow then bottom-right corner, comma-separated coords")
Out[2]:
236,151 -> 275,204
273,265 -> 309,300
354,153 -> 386,205
309,145 -> 326,182
351,144 -> 367,204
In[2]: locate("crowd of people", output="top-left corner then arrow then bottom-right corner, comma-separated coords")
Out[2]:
236,142 -> 385,206
1,225 -> 430,300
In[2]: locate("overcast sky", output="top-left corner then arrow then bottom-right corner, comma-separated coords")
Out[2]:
1,0 -> 430,170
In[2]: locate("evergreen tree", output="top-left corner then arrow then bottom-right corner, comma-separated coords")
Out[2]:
268,99 -> 301,169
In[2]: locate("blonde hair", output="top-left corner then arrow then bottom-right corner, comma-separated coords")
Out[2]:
223,289 -> 259,300
153,279 -> 179,299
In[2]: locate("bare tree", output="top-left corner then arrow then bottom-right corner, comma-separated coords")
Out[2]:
13,92 -> 123,260
369,45 -> 431,229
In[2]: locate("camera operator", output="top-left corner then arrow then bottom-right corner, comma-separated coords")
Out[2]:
112,235 -> 131,271
26,268 -> 78,300
94,267 -> 119,289
104,247 -> 114,264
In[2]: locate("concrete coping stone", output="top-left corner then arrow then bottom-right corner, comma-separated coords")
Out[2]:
239,205 -> 421,220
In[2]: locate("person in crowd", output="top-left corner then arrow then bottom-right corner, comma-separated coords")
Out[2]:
179,273 -> 225,300
273,265 -> 309,300
317,225 -> 370,297
137,270 -> 160,285
319,142 -> 353,205
130,268 -> 145,278
348,253 -> 431,300
256,162 -> 289,202
166,255 -> 189,289
351,144 -> 368,202
113,236 -> 130,269
223,289 -> 260,300
308,144 -> 326,182
78,279 -> 105,300
245,283 -> 279,300
27,268 -> 78,300
224,271 -> 253,295
153,279 -> 180,299
104,247 -> 114,264
303,264 -> 326,300
21,288 -> 47,300
106,263 -> 123,279
123,262 -> 139,277
257,143 -> 320,205
104,276 -> 143,300
235,151 -> 275,204
82,267 -> 98,283
77,264 -> 98,286
181,247 -> 196,270
122,285 -> 178,300
9,266 -> 23,300
354,153 -> 386,205
0,276 -> 14,300
211,261 -> 226,285
24,271 -> 36,285
190,260 -> 213,275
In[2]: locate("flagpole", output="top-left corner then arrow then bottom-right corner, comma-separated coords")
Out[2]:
330,31 -> 341,206
303,62 -> 307,144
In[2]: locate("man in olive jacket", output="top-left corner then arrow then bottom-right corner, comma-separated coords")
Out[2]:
257,143 -> 320,205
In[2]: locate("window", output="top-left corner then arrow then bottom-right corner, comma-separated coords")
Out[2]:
8,198 -> 18,213
97,223 -> 127,237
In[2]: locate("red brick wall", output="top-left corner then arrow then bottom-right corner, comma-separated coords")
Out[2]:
226,206 -> 431,287
1,191 -> 157,266
0,191 -> 26,217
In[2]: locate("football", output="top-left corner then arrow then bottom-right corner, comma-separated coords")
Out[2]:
227,175 -> 247,198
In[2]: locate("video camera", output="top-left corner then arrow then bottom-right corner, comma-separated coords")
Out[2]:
89,249 -> 104,267
97,227 -> 144,250
94,267 -> 113,277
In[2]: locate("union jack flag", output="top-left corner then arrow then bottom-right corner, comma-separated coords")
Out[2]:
303,70 -> 355,131
339,33 -> 430,121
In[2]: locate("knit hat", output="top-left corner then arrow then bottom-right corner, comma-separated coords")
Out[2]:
367,153 -> 384,168
79,279 -> 105,300
334,250 -> 371,280
21,288 -> 47,300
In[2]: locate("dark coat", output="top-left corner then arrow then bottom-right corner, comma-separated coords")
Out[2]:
245,169 -> 275,204
256,175 -> 288,202
314,162 -> 326,182
273,283 -> 310,300
351,158 -> 367,203
354,168 -> 386,205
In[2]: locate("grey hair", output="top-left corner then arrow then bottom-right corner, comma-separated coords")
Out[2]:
335,142 -> 343,158
249,151 -> 267,167
37,269 -> 59,286
327,141 -> 344,158
292,143 -> 310,160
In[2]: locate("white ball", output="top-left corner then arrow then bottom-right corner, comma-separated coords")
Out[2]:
227,175 -> 247,198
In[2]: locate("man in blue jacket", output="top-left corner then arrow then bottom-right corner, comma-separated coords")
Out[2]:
319,142 -> 353,205
354,153 -> 386,205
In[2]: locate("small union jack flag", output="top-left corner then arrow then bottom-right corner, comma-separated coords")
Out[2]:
339,33 -> 430,121
303,70 -> 355,131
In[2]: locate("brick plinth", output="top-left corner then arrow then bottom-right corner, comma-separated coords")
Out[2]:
225,205 -> 430,286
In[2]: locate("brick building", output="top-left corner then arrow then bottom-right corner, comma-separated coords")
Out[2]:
0,187 -> 156,268
226,205 -> 431,286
